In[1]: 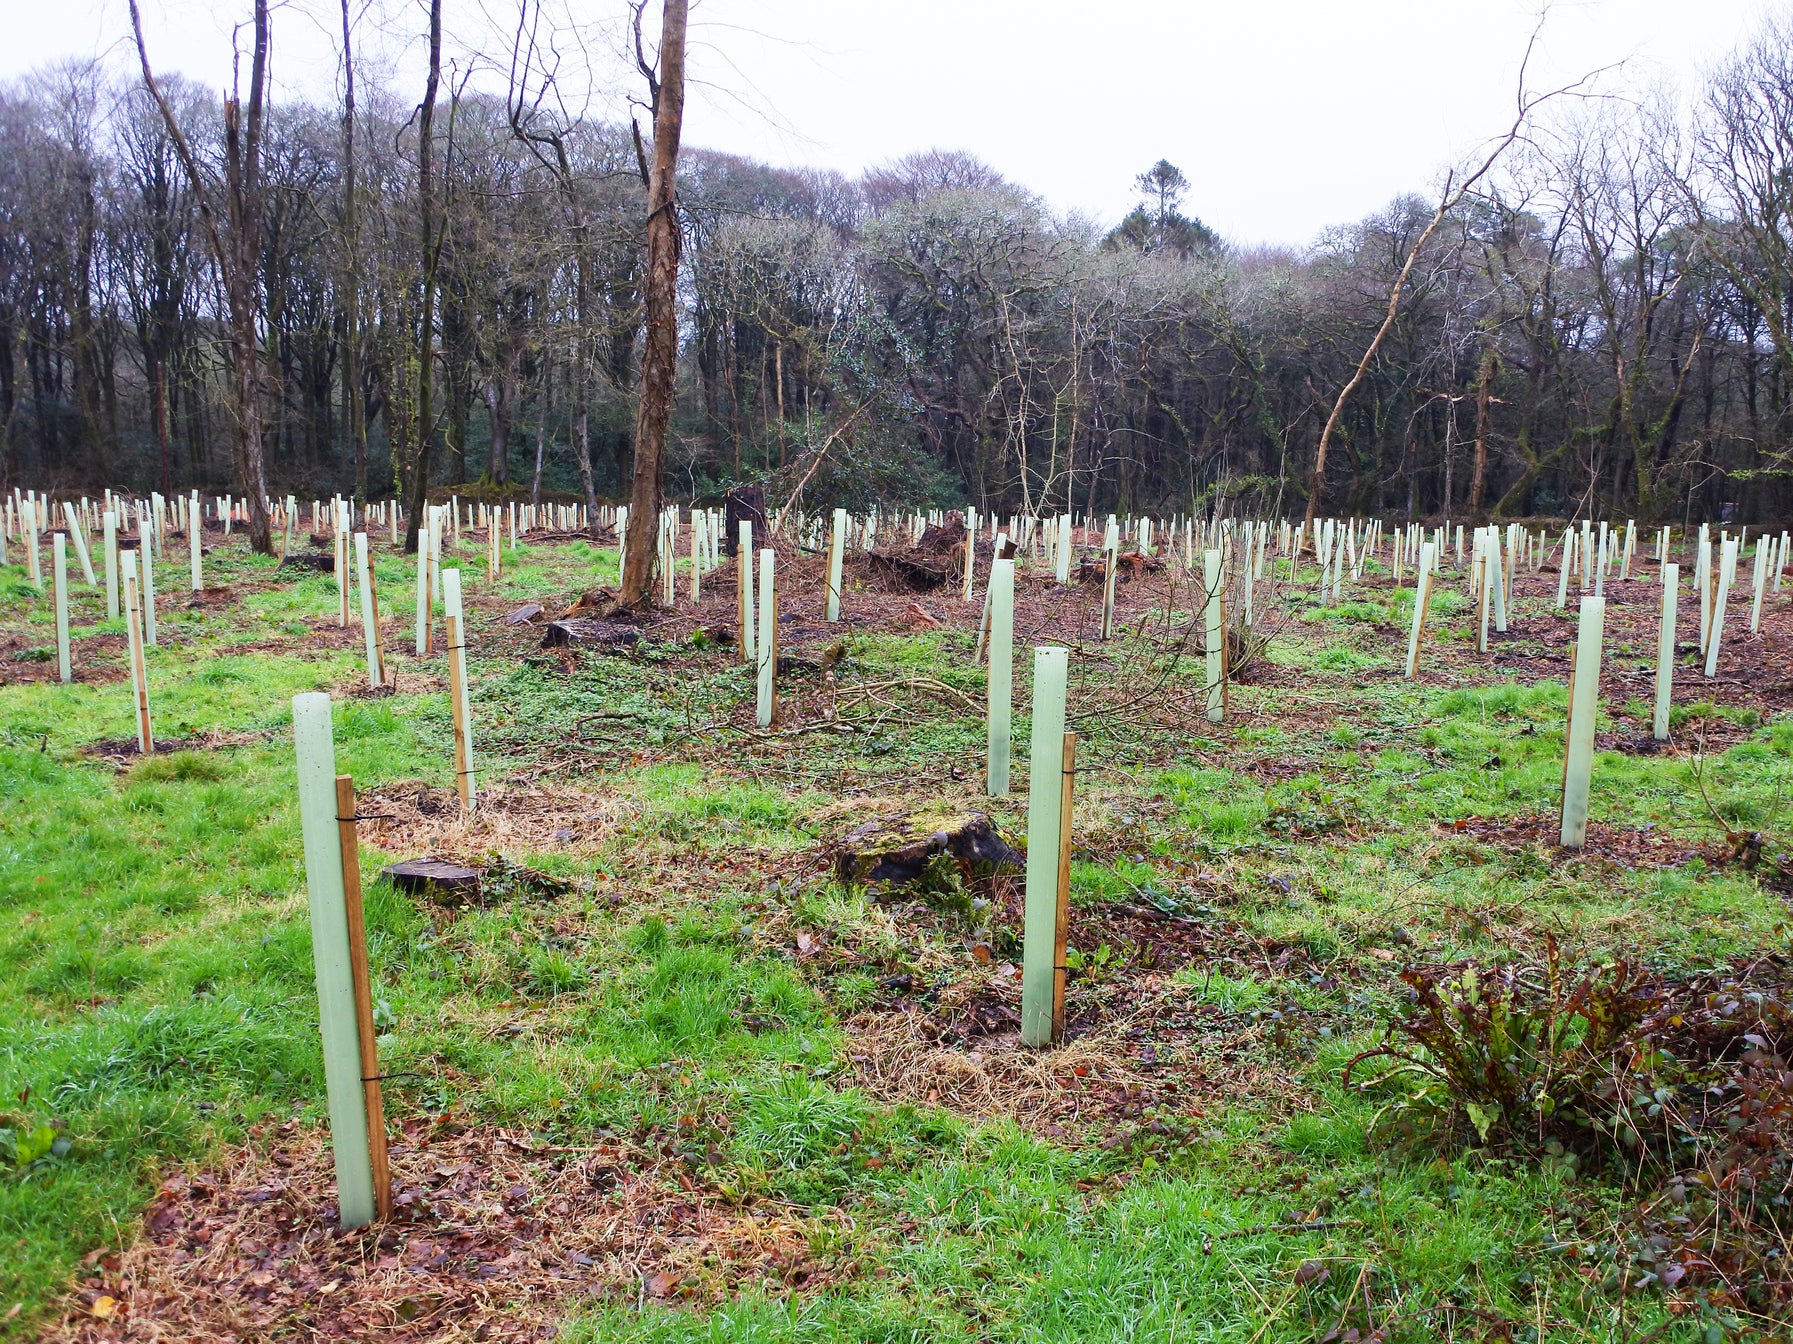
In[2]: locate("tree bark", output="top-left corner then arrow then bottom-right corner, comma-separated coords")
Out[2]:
620,0 -> 688,607
340,0 -> 368,499
404,0 -> 443,553
1469,341 -> 1496,513
129,0 -> 275,551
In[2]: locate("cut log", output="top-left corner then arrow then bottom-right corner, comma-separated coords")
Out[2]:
834,809 -> 1023,886
541,619 -> 642,649
382,858 -> 481,901
279,551 -> 336,572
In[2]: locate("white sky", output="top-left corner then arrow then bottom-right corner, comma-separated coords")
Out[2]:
2,0 -> 1777,246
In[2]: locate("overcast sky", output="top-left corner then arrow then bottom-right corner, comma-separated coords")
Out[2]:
1,0 -> 1777,246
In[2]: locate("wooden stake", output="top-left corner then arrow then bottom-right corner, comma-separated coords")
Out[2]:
1051,730 -> 1077,1042
335,775 -> 392,1221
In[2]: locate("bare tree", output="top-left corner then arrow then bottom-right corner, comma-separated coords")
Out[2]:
127,0 -> 275,551
404,0 -> 444,552
1304,31 -> 1594,525
619,0 -> 687,607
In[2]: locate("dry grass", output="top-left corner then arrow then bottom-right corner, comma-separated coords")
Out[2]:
353,780 -> 634,860
847,995 -> 1145,1127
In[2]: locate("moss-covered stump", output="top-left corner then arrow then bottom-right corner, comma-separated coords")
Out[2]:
833,809 -> 1023,887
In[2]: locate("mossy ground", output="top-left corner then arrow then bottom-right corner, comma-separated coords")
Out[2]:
1,529 -> 1788,1341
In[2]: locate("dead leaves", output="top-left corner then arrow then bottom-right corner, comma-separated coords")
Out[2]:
51,1117 -> 838,1343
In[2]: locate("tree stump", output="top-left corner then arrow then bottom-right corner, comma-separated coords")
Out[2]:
833,809 -> 1023,886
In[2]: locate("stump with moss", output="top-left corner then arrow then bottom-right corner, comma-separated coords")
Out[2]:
833,809 -> 1023,888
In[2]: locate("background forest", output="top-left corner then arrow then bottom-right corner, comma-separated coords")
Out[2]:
6,13 -> 1793,526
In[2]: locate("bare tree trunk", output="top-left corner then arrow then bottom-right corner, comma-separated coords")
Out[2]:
340,0 -> 368,499
129,0 -> 275,552
620,0 -> 688,607
1469,341 -> 1496,513
572,256 -> 600,531
532,357 -> 552,506
153,357 -> 171,497
404,0 -> 443,553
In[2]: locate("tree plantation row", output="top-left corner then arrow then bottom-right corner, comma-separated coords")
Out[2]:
4,475 -> 1791,1340
8,480 -> 1786,827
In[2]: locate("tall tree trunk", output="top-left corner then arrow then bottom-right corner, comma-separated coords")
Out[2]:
572,254 -> 600,530
620,0 -> 687,607
532,357 -> 552,506
404,0 -> 443,553
1469,342 -> 1496,514
129,0 -> 275,551
340,0 -> 367,499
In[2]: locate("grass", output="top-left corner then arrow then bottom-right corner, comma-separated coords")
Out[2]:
0,531 -> 1788,1342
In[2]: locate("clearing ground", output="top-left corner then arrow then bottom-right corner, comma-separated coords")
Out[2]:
1,520 -> 1789,1343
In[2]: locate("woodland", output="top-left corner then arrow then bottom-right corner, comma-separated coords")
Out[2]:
4,7 -> 1793,529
